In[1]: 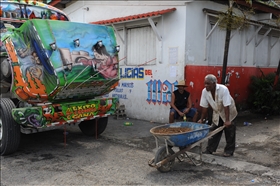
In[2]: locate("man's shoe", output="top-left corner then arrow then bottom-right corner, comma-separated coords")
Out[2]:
223,152 -> 233,157
203,150 -> 212,154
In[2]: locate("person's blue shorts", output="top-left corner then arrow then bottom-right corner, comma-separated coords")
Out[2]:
170,108 -> 197,119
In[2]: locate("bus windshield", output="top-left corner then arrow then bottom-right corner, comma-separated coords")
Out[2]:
0,0 -> 69,26
0,1 -> 69,53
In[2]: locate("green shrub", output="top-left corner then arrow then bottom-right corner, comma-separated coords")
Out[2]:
248,72 -> 280,115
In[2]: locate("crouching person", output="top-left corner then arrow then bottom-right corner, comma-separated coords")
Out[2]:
169,80 -> 198,123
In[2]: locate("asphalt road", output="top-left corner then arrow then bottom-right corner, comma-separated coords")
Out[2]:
0,124 -> 276,185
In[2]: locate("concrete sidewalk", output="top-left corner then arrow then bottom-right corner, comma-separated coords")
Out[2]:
102,112 -> 280,181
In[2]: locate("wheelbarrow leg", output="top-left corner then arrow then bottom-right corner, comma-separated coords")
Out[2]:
183,143 -> 203,166
177,154 -> 185,162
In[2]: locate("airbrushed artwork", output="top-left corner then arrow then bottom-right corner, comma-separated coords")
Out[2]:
0,0 -> 68,21
5,19 -> 119,102
0,1 -> 120,155
12,98 -> 117,128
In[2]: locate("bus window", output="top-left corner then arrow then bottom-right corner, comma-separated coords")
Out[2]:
0,2 -> 69,21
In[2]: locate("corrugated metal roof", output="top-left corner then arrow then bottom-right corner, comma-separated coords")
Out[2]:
233,0 -> 280,16
90,8 -> 176,25
255,0 -> 280,9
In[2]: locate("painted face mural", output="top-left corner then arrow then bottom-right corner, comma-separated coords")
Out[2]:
4,19 -> 119,102
75,42 -> 119,79
13,109 -> 45,127
28,65 -> 43,80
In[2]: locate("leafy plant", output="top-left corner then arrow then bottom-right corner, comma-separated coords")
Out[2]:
248,72 -> 280,115
218,6 -> 253,31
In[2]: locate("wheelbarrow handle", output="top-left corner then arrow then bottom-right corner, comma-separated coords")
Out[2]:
208,126 -> 225,137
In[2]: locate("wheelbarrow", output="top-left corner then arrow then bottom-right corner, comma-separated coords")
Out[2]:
148,122 -> 224,173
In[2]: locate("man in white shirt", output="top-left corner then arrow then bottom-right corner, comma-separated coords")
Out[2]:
198,74 -> 237,157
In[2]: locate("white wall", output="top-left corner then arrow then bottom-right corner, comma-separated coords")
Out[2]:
183,1 -> 280,68
63,1 -> 190,123
63,1 -> 188,23
184,1 -> 224,65
62,1 -> 280,123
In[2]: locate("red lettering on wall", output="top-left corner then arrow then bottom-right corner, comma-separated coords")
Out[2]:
145,70 -> 152,75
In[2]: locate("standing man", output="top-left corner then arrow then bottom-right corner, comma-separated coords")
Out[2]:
169,80 -> 198,123
197,74 -> 237,157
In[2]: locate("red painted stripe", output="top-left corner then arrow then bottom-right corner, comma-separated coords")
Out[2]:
184,65 -> 276,108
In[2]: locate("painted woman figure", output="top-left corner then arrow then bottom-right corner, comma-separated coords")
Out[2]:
77,42 -> 118,79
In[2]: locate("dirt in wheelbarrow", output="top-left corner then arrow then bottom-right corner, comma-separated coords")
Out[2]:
153,127 -> 192,134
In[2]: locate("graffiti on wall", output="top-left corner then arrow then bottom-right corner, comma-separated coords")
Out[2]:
108,67 -> 177,104
120,67 -> 144,79
218,70 -> 240,86
145,69 -> 153,77
146,80 -> 177,105
113,67 -> 153,99
111,82 -> 134,99
104,77 -> 177,104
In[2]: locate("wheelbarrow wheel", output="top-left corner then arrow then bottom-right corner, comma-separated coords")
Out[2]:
155,146 -> 175,173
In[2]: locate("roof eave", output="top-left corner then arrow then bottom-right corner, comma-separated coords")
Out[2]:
90,8 -> 176,25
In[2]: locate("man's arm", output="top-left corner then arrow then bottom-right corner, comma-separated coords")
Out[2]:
197,107 -> 207,123
224,106 -> 231,127
223,87 -> 232,127
197,89 -> 209,123
184,94 -> 192,114
224,106 -> 230,121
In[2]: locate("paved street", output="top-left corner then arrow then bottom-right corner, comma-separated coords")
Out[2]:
103,111 -> 280,182
0,112 -> 279,185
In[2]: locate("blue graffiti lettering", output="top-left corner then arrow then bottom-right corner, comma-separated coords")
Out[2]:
121,82 -> 134,88
146,80 -> 177,105
112,94 -> 127,99
114,88 -> 123,93
120,67 -> 144,79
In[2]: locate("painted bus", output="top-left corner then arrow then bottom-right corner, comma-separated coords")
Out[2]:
0,0 -> 120,155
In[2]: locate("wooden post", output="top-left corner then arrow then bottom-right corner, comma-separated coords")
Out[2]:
221,1 -> 233,84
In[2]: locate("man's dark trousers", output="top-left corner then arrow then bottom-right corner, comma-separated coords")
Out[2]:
206,117 -> 236,155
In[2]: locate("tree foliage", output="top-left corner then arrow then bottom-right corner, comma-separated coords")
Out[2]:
218,7 -> 251,30
245,0 -> 252,5
218,0 -> 280,30
248,73 -> 280,115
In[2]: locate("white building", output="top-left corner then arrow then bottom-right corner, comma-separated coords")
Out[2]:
61,0 -> 280,123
